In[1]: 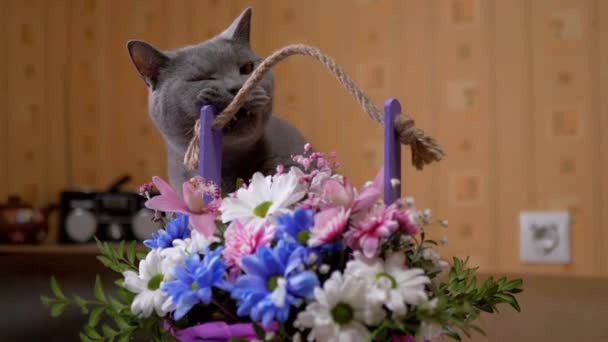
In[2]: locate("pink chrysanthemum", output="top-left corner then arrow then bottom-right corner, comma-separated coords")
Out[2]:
223,220 -> 275,271
345,206 -> 399,258
308,207 -> 350,247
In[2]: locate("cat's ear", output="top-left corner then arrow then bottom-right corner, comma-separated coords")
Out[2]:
220,7 -> 252,44
127,40 -> 169,88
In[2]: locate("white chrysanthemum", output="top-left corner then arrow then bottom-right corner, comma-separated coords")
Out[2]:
220,167 -> 307,227
295,271 -> 385,342
122,250 -> 172,317
345,251 -> 430,317
160,229 -> 219,271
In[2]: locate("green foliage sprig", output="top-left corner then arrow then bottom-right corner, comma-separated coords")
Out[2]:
41,240 -> 176,342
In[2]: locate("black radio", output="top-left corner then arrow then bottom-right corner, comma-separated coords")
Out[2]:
59,176 -> 162,243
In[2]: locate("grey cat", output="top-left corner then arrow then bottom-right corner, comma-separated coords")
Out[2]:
127,8 -> 305,193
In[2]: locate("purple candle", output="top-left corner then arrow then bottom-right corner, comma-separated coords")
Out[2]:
383,98 -> 402,205
198,105 -> 223,204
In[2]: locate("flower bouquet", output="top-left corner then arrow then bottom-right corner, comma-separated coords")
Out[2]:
42,140 -> 522,342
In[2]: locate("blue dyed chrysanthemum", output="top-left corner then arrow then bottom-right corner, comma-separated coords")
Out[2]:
161,247 -> 229,320
231,241 -> 319,327
276,208 -> 343,257
276,208 -> 314,245
144,214 -> 191,249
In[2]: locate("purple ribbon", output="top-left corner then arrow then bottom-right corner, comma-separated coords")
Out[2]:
392,337 -> 431,342
168,321 -> 278,342
168,321 -> 426,341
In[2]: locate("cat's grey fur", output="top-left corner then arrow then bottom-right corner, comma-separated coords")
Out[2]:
127,8 -> 305,193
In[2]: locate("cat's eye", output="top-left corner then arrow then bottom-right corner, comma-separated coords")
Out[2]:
188,75 -> 216,82
239,62 -> 255,75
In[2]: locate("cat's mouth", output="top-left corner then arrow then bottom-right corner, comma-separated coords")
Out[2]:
223,108 -> 257,133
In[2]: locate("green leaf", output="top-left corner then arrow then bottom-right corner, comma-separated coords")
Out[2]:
235,178 -> 245,189
127,242 -> 136,265
73,295 -> 90,314
50,276 -> 66,300
50,302 -> 68,317
253,323 -> 266,339
73,295 -> 88,307
118,240 -> 125,257
503,278 -> 523,291
94,237 -> 104,253
102,325 -> 118,338
108,296 -> 125,310
40,295 -> 54,307
136,252 -> 147,260
443,326 -> 462,341
84,326 -> 103,339
94,275 -> 107,302
116,288 -> 134,303
494,292 -> 521,312
229,339 -> 248,342
88,307 -> 104,327
79,332 -> 95,342
117,333 -> 131,342
96,255 -> 113,268
468,324 -> 486,335
113,315 -> 132,330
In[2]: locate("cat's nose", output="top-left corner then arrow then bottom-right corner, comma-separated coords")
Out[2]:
229,87 -> 241,96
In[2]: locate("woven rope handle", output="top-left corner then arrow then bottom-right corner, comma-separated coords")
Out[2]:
184,44 -> 444,170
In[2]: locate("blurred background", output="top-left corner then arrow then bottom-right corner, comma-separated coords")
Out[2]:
1,0 -> 608,341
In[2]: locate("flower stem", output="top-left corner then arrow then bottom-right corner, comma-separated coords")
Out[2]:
211,299 -> 238,322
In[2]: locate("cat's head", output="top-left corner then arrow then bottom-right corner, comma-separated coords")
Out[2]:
127,8 -> 273,152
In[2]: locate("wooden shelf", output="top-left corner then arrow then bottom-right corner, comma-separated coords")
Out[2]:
0,244 -> 103,255
0,241 -> 147,255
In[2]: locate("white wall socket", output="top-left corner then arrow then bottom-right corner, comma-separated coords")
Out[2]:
519,211 -> 571,264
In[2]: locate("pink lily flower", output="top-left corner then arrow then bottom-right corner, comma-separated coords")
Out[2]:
319,178 -> 355,209
352,166 -> 384,213
145,176 -> 219,237
318,167 -> 384,213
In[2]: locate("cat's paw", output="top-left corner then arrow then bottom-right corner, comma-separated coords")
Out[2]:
243,87 -> 271,111
197,86 -> 230,107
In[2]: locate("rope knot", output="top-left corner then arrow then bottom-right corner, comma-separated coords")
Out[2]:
394,113 -> 444,170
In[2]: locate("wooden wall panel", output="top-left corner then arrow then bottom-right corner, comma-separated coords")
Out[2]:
589,0 -> 603,276
431,0 -> 497,271
188,0 -> 237,43
5,0 -> 48,206
599,0 -> 608,278
67,0 -> 102,188
92,0 -> 116,189
494,0 -> 534,273
44,0 -> 70,242
115,0 -> 167,187
0,1 -> 7,204
391,0 -> 438,212
0,0 -> 606,277
342,1 -> 395,186
530,0 -> 598,276
164,0 -> 191,49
